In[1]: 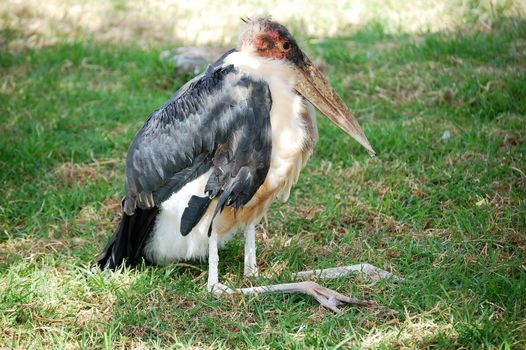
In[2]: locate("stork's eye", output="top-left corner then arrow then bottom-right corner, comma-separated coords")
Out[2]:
282,41 -> 291,51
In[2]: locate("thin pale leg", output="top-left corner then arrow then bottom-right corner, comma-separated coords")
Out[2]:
207,230 -> 232,294
208,228 -> 393,312
212,263 -> 396,313
243,224 -> 258,278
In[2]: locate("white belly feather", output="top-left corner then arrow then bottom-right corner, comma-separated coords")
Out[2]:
144,169 -> 236,264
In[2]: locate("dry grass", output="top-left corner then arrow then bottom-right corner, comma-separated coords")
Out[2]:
1,1 -> 525,348
2,0 -> 525,49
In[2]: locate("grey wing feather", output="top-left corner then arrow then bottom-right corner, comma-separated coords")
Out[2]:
123,61 -> 272,219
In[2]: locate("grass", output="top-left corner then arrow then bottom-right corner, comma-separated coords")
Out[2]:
1,9 -> 526,350
5,0 -> 525,47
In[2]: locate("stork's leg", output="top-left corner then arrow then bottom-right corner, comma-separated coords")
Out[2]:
221,264 -> 395,313
243,224 -> 258,278
292,263 -> 397,283
207,230 -> 232,295
208,229 -> 392,311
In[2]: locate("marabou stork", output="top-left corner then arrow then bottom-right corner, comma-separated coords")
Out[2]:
96,17 -> 379,312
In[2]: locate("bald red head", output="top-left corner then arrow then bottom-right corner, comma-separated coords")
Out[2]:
237,17 -> 305,65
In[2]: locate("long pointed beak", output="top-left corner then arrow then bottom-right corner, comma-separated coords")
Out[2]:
293,56 -> 375,156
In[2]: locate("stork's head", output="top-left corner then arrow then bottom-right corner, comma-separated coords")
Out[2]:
237,17 -> 375,156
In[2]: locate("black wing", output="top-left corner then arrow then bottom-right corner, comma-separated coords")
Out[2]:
123,61 -> 273,229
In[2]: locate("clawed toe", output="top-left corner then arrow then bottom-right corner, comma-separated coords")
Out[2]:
300,281 -> 372,313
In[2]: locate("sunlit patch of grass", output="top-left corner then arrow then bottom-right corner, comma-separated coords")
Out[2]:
1,7 -> 525,350
1,0 -> 525,48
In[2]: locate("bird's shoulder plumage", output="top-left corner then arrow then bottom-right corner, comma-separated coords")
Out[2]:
123,51 -> 273,223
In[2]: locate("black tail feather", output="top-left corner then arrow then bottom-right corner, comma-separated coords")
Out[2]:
96,206 -> 159,270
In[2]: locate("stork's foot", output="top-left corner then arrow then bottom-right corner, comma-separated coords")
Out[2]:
287,281 -> 371,313
236,281 -> 371,313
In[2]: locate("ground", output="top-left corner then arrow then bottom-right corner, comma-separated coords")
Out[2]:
1,1 -> 525,349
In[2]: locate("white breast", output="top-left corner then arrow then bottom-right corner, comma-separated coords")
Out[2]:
225,51 -> 310,200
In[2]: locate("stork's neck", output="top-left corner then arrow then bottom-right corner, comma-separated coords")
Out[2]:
223,51 -> 296,88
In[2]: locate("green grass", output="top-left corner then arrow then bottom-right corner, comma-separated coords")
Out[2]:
1,16 -> 526,349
